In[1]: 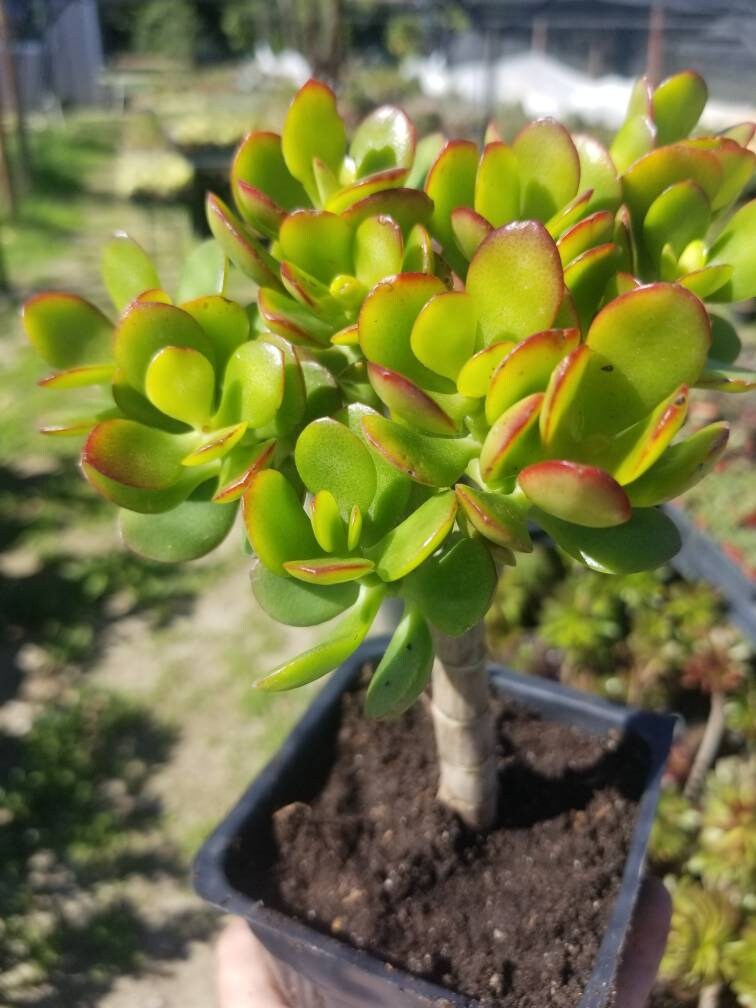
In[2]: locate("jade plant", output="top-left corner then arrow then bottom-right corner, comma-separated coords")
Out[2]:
23,71 -> 756,831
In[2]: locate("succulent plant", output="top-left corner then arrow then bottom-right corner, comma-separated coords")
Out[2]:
22,73 -> 756,830
724,918 -> 756,1008
650,784 -> 700,870
689,756 -> 756,901
661,879 -> 739,992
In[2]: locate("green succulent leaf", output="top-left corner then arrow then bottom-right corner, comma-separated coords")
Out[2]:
101,234 -> 161,312
214,340 -> 285,429
364,605 -> 433,718
368,364 -> 457,435
258,287 -> 333,346
513,118 -> 580,221
251,561 -> 359,626
486,328 -> 580,423
557,211 -> 614,265
697,359 -> 756,393
206,193 -> 282,288
231,130 -> 310,235
115,301 -> 215,394
652,71 -> 708,145
281,79 -> 346,204
564,242 -> 622,330
450,206 -> 492,261
255,583 -> 384,690
350,105 -> 415,177
457,340 -> 516,398
402,223 -> 434,273
353,215 -> 404,288
410,291 -> 478,382
643,180 -> 710,270
708,313 -> 742,364
426,139 -> 479,275
626,421 -> 729,506
294,417 -> 377,516
145,345 -> 216,428
534,506 -> 682,574
622,146 -> 722,227
283,556 -> 375,585
243,468 -> 320,574
475,141 -> 519,227
180,295 -> 250,372
344,404 -> 412,541
341,188 -> 433,235
119,484 -> 237,562
518,460 -> 631,528
182,423 -> 248,468
467,221 -> 564,345
403,533 -> 497,635
279,210 -> 353,285
362,413 -> 476,487
707,198 -> 756,302
480,393 -> 543,486
368,490 -> 457,581
454,484 -> 532,552
572,134 -> 622,214
176,240 -> 227,303
23,292 -> 112,369
311,490 -> 347,553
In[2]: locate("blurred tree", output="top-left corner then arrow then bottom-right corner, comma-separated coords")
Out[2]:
385,13 -> 422,60
221,0 -> 281,55
132,0 -> 200,63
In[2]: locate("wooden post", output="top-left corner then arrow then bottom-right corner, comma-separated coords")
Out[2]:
0,0 -> 30,182
0,80 -> 16,217
646,4 -> 665,87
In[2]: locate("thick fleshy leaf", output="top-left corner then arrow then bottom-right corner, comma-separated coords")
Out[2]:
539,344 -> 591,449
177,240 -> 227,302
456,340 -> 516,398
280,261 -> 344,320
359,273 -> 450,392
82,419 -> 191,490
610,77 -> 655,174
696,360 -> 756,393
705,139 -> 755,212
546,189 -> 594,239
368,364 -> 457,435
206,193 -> 281,288
351,105 -> 415,176
260,336 -> 306,438
485,328 -> 580,422
606,385 -> 689,484
406,132 -> 446,189
283,556 -> 374,585
119,486 -> 236,562
450,207 -> 492,261
362,413 -> 476,487
583,283 -> 710,434
214,340 -> 285,428
410,291 -> 477,382
281,79 -> 346,203
707,199 -> 756,302
181,295 -> 250,371
572,134 -> 622,214
82,465 -> 202,514
708,313 -> 742,364
182,423 -> 247,468
519,459 -> 630,528
479,393 -> 543,486
255,584 -> 384,691
513,118 -> 580,221
145,346 -> 215,428
232,130 -> 309,234
402,223 -> 434,274
38,364 -> 113,389
678,265 -> 733,300
622,147 -> 722,227
252,561 -> 358,627
101,234 -> 160,312
557,211 -> 614,265
295,417 -> 376,515
279,210 -> 353,285
626,423 -> 729,506
115,301 -> 214,393
23,292 -> 112,369
344,404 -> 412,541
347,505 -> 362,551
467,221 -> 563,345
326,168 -> 408,215
533,506 -> 681,574
454,484 -> 532,552
311,490 -> 347,553
213,439 -> 276,502
425,140 -> 479,275
353,215 -> 404,288
564,242 -> 622,329
643,180 -> 710,267
112,372 -> 188,432
402,534 -> 497,636
369,490 -> 457,581
300,357 -> 341,423
652,71 -> 707,145
364,607 -> 433,719
720,122 -> 755,146
475,142 -> 519,227
258,287 -> 333,346
341,188 -> 433,236
243,469 -> 319,573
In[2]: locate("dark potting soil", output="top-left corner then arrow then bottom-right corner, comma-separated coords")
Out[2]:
239,676 -> 649,1008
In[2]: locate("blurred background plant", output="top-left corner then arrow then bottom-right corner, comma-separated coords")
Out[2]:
0,0 -> 753,1005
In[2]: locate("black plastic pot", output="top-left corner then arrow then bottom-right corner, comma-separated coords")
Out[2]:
193,637 -> 675,1008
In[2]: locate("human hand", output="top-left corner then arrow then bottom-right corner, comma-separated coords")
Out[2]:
216,876 -> 671,1007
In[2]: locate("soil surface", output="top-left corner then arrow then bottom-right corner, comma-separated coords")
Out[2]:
241,678 -> 649,1008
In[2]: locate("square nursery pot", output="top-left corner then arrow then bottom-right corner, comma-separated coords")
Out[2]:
193,636 -> 674,1008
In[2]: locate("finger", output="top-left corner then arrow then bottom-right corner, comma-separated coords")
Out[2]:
216,916 -> 289,1008
615,876 -> 672,1008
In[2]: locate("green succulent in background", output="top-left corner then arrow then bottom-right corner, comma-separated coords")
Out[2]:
650,784 -> 700,870
724,918 -> 756,1008
689,756 -> 756,902
726,683 -> 756,744
661,879 -> 739,993
21,72 -> 756,830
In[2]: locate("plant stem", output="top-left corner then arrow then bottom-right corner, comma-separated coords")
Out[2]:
697,982 -> 721,1008
430,622 -> 498,831
684,690 -> 725,801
